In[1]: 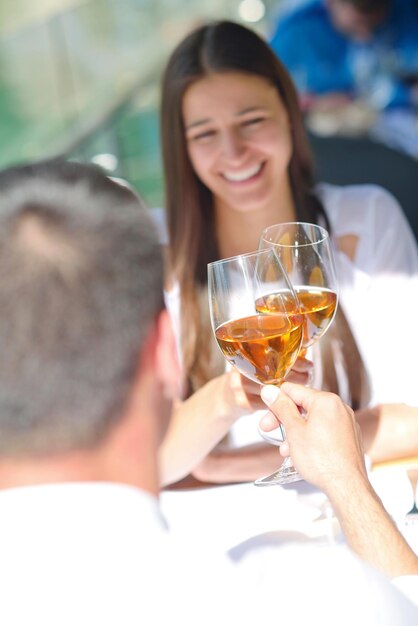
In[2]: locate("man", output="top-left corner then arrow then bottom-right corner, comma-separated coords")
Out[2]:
0,160 -> 416,625
269,0 -> 418,111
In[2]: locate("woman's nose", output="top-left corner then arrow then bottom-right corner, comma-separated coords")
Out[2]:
221,129 -> 246,161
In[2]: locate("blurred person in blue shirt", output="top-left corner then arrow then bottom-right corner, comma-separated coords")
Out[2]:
269,0 -> 418,112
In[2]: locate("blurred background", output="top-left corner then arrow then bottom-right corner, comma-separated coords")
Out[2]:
1,0 -> 418,239
0,0 -> 290,208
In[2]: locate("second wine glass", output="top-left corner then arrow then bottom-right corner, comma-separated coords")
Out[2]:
256,222 -> 339,485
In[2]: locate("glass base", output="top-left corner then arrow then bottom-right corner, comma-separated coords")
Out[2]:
254,457 -> 303,486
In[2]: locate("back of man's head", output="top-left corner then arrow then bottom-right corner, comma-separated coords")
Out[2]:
327,0 -> 391,40
0,160 -> 163,457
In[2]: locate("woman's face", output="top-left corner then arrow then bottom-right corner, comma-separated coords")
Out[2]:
182,71 -> 293,215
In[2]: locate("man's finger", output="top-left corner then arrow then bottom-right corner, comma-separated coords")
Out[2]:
258,411 -> 278,432
280,381 -> 320,412
260,385 -> 304,431
279,441 -> 290,457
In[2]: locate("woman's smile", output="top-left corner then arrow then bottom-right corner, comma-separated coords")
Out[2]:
221,161 -> 265,184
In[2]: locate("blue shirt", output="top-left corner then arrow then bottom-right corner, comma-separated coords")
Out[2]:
269,0 -> 418,110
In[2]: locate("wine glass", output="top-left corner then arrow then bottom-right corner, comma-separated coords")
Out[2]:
256,222 -> 339,485
207,248 -> 304,485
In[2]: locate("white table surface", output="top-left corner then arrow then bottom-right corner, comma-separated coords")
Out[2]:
161,467 -> 418,555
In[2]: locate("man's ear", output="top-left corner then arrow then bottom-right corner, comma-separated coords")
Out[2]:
154,309 -> 182,400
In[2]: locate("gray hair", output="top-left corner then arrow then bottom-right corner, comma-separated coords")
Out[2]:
0,161 -> 164,456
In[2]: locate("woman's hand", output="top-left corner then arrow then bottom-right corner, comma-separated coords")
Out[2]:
218,369 -> 264,420
160,362 -> 313,487
283,356 -> 313,385
219,358 -> 313,417
160,370 -> 263,486
190,362 -> 313,484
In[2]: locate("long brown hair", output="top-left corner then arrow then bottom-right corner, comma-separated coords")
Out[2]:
160,20 -> 369,408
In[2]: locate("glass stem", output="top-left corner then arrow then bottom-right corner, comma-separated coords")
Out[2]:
280,456 -> 294,469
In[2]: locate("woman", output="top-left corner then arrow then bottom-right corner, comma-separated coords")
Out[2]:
158,20 -> 418,484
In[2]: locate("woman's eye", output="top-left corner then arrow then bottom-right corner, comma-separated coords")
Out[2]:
190,130 -> 216,143
243,117 -> 265,127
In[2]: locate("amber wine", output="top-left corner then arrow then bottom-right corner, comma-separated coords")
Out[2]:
256,287 -> 337,349
215,313 -> 303,384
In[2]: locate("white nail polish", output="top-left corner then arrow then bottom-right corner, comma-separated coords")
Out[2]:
261,385 -> 280,405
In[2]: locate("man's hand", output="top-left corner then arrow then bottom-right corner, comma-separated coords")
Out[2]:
259,382 -> 367,494
259,382 -> 418,578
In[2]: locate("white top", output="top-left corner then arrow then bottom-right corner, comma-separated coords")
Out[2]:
0,481 -> 417,625
318,183 -> 418,407
158,184 -> 418,445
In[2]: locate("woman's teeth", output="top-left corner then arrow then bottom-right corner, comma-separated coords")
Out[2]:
223,163 -> 262,182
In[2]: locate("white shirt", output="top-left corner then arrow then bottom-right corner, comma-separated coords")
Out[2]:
0,481 -> 417,625
157,184 -> 418,445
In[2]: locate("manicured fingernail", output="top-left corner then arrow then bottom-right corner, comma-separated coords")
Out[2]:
261,385 -> 281,405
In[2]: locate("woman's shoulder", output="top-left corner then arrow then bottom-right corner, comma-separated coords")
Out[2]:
315,182 -> 408,237
316,182 -> 418,274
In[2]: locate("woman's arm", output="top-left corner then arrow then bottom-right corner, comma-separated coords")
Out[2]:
158,370 -> 266,487
189,357 -> 313,484
191,402 -> 418,483
160,357 -> 312,486
356,403 -> 418,465
191,441 -> 279,484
